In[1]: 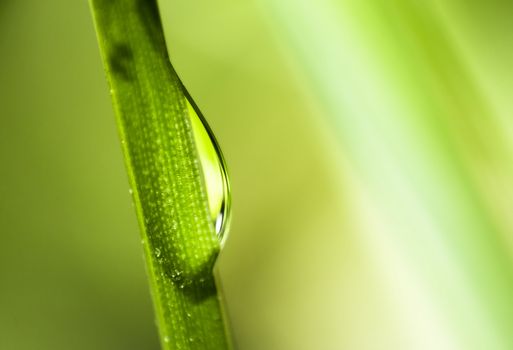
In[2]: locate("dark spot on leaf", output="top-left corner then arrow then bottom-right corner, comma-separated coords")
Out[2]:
109,43 -> 133,81
159,247 -> 218,302
176,273 -> 218,303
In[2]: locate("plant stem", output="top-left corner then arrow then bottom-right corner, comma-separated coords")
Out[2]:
89,0 -> 231,348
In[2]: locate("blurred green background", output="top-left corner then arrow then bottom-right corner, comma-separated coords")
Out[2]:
2,0 -> 513,349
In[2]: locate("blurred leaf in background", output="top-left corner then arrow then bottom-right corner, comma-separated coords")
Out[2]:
2,0 -> 513,349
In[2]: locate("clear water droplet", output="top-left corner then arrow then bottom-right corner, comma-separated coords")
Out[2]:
186,96 -> 231,244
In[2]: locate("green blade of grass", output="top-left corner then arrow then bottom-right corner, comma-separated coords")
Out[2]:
88,0 -> 231,349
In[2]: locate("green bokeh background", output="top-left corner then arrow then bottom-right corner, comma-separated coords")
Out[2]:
2,1 -> 513,349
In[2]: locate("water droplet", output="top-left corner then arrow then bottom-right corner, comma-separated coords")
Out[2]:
163,335 -> 170,343
186,96 -> 231,243
155,248 -> 161,257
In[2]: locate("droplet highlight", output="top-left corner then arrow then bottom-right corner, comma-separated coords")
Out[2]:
186,97 -> 231,244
